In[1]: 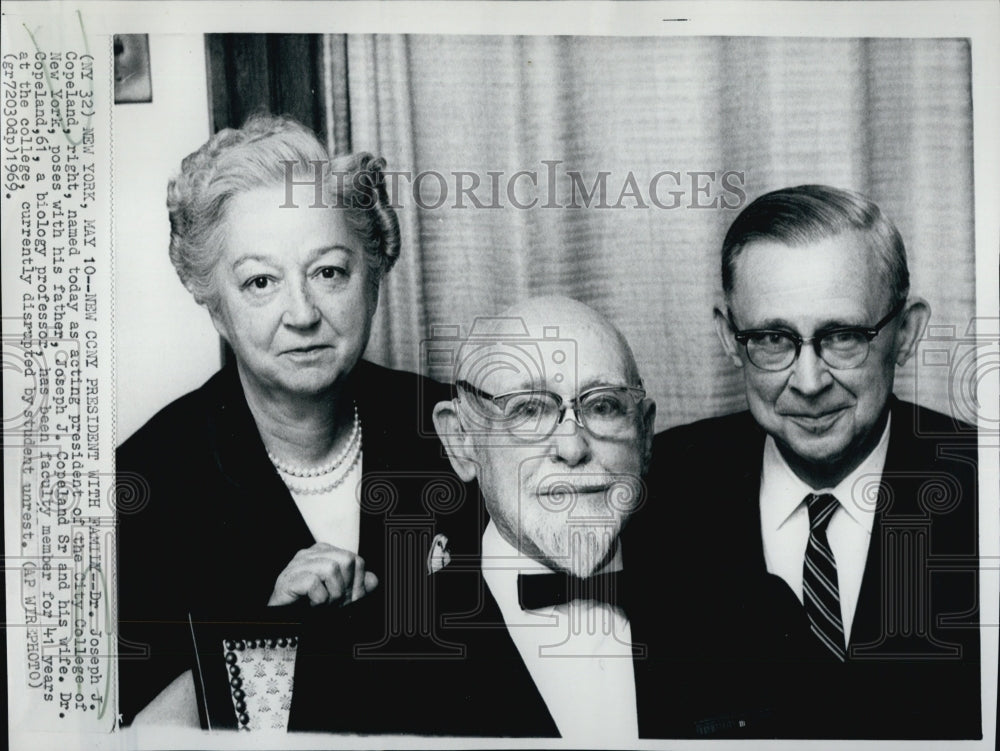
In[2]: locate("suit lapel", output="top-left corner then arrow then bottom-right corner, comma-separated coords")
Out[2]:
474,579 -> 560,735
720,418 -> 773,585
723,419 -> 811,659
349,360 -> 440,578
352,365 -> 391,569
422,555 -> 560,736
849,398 -> 924,653
207,364 -> 315,603
848,485 -> 891,651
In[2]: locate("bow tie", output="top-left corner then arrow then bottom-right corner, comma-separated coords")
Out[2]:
517,570 -> 626,611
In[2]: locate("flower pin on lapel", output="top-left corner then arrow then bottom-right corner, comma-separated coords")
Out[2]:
427,533 -> 451,574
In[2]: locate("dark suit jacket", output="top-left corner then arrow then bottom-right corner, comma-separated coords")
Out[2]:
289,546 -> 560,736
636,397 -> 980,739
116,360 -> 478,726
290,495 -> 659,737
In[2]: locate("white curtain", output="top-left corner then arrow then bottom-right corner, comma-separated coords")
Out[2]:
323,35 -> 974,429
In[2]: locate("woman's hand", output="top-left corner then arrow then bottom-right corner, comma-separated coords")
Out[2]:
268,543 -> 379,607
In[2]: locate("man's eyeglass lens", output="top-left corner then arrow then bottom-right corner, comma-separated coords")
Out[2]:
744,330 -> 873,371
463,384 -> 644,440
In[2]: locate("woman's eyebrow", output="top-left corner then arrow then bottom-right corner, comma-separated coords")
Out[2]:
230,245 -> 355,270
231,253 -> 275,269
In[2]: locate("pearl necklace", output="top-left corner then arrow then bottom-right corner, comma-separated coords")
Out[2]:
266,403 -> 359,478
277,429 -> 362,495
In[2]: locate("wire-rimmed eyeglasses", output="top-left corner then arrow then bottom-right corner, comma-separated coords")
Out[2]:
455,380 -> 646,441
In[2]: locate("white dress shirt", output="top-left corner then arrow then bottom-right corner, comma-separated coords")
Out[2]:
760,417 -> 891,646
481,521 -> 638,742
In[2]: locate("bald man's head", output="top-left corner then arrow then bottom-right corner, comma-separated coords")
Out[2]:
456,296 -> 643,397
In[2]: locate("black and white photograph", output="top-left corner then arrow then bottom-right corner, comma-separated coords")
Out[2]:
3,2 -> 998,750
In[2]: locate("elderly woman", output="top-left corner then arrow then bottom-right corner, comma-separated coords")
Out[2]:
116,114 -> 468,728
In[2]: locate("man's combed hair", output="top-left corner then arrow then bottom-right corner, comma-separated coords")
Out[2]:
721,185 -> 910,307
167,112 -> 400,309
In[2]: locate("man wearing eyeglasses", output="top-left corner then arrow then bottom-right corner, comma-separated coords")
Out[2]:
430,295 -> 657,741
644,185 -> 980,739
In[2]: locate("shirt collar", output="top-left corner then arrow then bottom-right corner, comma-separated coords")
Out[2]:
482,520 -> 552,575
761,413 -> 891,533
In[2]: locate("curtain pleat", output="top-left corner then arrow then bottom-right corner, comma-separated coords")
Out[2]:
321,36 -> 972,429
346,35 -> 428,370
321,34 -> 352,154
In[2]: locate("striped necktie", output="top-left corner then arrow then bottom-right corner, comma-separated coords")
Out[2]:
802,493 -> 846,661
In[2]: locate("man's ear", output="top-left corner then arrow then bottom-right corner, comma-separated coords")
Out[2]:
713,305 -> 744,369
892,296 -> 931,367
432,399 -> 479,483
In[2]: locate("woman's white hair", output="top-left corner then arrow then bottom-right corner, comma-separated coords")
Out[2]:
167,112 -> 400,310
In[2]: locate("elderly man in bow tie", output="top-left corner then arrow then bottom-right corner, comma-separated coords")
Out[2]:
430,295 -> 657,742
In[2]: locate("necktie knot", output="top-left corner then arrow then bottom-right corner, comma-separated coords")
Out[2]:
806,492 -> 839,533
517,570 -> 625,611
